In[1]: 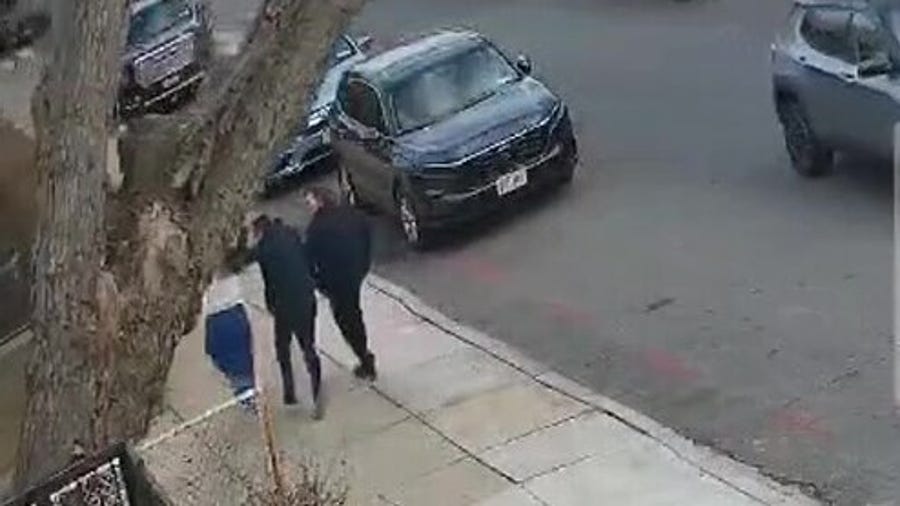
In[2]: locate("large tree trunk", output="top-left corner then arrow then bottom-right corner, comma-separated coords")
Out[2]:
17,0 -> 126,485
17,0 -> 365,488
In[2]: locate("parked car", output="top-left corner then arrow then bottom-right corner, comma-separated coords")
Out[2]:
331,30 -> 578,248
118,0 -> 212,118
263,33 -> 371,194
772,0 -> 900,177
0,0 -> 50,56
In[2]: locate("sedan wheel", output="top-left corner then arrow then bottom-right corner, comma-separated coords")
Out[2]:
780,101 -> 832,178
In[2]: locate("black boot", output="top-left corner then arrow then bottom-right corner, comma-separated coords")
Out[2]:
279,361 -> 298,405
353,353 -> 377,381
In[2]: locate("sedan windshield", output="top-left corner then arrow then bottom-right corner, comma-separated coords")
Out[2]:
128,0 -> 193,46
390,44 -> 519,133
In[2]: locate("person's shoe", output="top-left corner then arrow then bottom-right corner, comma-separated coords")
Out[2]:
353,354 -> 377,381
311,394 -> 325,421
284,392 -> 298,406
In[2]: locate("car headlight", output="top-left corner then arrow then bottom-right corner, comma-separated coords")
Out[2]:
547,102 -> 567,134
307,106 -> 329,129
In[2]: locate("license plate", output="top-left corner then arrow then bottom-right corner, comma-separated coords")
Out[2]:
162,74 -> 180,89
496,168 -> 528,196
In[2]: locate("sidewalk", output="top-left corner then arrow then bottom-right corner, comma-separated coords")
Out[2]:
139,268 -> 818,505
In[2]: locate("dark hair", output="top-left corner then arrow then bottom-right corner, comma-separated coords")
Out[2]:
304,186 -> 338,209
252,213 -> 271,230
251,214 -> 272,239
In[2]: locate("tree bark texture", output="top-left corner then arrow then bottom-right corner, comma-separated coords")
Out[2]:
17,0 -> 365,488
17,0 -> 127,486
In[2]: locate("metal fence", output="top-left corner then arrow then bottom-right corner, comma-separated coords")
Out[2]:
3,442 -> 166,506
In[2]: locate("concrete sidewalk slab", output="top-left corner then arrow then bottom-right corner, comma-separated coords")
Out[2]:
140,270 -> 819,506
525,451 -> 759,506
374,347 -> 525,414
426,381 -> 590,454
475,485 -> 545,506
479,410 -> 653,482
384,458 -> 510,506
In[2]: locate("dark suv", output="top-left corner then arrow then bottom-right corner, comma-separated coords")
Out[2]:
331,30 -> 578,247
772,0 -> 900,176
119,0 -> 212,118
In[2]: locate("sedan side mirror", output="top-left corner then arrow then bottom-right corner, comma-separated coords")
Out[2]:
356,35 -> 374,52
858,52 -> 893,77
515,54 -> 533,75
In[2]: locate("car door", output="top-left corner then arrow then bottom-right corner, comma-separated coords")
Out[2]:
793,6 -> 857,148
333,78 -> 394,209
845,9 -> 900,160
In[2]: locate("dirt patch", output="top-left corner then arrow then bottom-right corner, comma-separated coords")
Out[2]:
0,118 -> 36,336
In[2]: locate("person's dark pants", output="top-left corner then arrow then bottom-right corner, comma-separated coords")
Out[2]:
327,280 -> 373,368
274,302 -> 320,403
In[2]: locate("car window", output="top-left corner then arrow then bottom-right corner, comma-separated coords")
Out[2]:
851,12 -> 890,63
128,0 -> 193,46
343,80 -> 386,133
389,43 -> 520,133
800,7 -> 854,62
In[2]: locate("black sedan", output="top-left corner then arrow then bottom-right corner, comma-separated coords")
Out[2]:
264,33 -> 371,194
331,30 -> 578,247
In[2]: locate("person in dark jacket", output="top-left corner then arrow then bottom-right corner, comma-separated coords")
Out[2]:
250,214 -> 323,418
303,186 -> 377,380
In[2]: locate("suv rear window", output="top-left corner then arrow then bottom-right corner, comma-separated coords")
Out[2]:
800,7 -> 853,61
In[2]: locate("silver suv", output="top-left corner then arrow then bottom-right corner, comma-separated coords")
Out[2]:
772,0 -> 900,176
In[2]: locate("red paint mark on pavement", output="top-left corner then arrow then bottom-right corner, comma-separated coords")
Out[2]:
543,299 -> 595,327
770,408 -> 833,441
641,348 -> 701,382
443,253 -> 507,285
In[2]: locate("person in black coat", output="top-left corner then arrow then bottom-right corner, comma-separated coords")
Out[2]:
303,187 -> 377,380
250,214 -> 323,418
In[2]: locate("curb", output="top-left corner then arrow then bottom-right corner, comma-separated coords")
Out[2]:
366,274 -> 820,506
0,325 -> 31,356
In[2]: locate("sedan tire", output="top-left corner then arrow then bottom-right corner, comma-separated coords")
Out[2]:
779,100 -> 833,178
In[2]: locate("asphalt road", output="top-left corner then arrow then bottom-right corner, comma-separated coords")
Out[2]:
256,0 -> 896,503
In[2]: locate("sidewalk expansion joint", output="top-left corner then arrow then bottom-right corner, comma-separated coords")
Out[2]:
367,281 -> 593,410
316,347 -> 520,487
520,454 -> 594,484
476,408 -> 596,457
367,277 -> 806,505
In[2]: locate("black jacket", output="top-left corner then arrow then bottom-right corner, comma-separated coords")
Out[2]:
253,221 -> 315,320
306,205 -> 372,295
